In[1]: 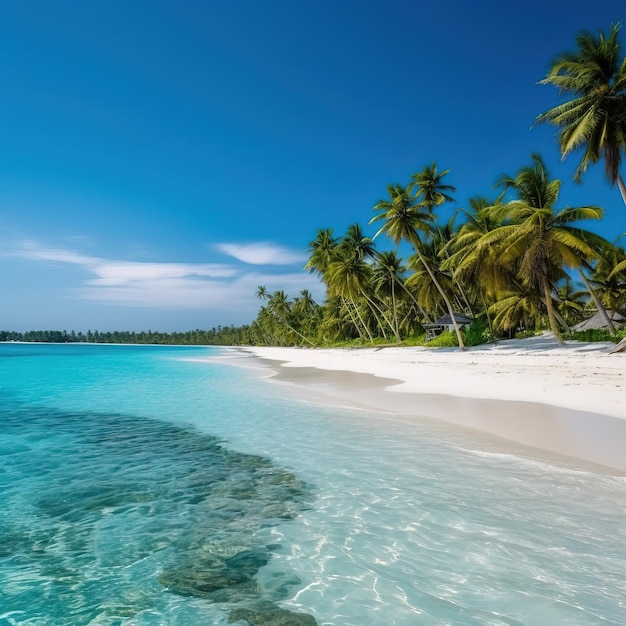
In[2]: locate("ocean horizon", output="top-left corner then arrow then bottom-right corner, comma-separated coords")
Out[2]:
1,343 -> 625,625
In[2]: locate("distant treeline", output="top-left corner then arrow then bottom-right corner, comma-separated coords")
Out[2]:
0,326 -> 254,346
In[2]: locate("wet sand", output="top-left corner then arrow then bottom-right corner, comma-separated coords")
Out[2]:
239,341 -> 626,473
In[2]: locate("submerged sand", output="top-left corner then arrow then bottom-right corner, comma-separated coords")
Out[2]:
242,334 -> 626,472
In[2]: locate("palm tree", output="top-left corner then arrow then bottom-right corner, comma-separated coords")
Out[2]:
326,253 -> 377,342
267,290 -> 314,346
411,162 -> 456,212
370,183 -> 466,349
556,276 -> 588,325
341,223 -> 377,261
536,23 -> 626,205
489,284 -> 544,336
484,154 -> 604,344
256,284 -> 269,301
596,242 -> 626,314
304,228 -> 339,278
372,251 -> 406,342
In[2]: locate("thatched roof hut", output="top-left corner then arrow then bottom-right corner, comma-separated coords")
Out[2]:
572,311 -> 625,331
424,314 -> 473,339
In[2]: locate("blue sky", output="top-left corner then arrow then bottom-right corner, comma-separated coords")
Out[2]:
2,0 -> 625,331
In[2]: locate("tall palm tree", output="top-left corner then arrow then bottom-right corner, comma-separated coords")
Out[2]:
341,223 -> 377,261
536,23 -> 626,205
304,228 -> 339,278
411,162 -> 456,212
484,154 -> 604,344
256,284 -> 269,301
326,254 -> 377,342
443,195 -> 512,335
370,183 -> 466,349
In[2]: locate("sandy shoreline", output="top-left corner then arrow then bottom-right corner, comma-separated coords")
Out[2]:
241,334 -> 626,472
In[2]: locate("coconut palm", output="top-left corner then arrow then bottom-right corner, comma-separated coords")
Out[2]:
370,183 -> 466,348
596,243 -> 626,313
556,276 -> 588,325
489,285 -> 544,336
536,23 -> 626,204
341,223 -> 377,261
326,253 -> 377,342
256,285 -> 269,301
267,290 -> 314,346
484,154 -> 604,344
304,228 -> 339,279
411,162 -> 456,212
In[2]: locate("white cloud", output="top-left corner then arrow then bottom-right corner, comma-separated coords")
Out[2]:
6,240 -> 324,315
215,242 -> 306,265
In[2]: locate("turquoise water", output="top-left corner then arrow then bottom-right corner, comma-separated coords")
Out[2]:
0,344 -> 625,625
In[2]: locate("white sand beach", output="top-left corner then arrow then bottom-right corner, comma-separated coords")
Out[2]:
245,334 -> 626,472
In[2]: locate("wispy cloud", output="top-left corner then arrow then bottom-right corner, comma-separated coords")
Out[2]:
215,242 -> 306,265
6,240 -> 322,314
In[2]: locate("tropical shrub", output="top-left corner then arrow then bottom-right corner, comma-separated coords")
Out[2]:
426,331 -> 459,348
563,329 -> 622,343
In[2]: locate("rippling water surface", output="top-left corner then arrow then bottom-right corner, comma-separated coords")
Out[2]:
0,343 -> 625,625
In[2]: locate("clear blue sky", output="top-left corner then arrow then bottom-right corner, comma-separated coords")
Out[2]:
1,0 -> 625,331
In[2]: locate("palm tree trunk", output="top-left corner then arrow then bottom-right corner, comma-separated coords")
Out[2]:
350,297 -> 374,343
579,269 -> 616,332
390,278 -> 401,342
284,322 -> 315,346
361,290 -> 394,340
542,274 -> 564,345
395,277 -> 434,323
343,298 -> 366,340
554,309 -> 570,333
412,244 -> 465,350
481,292 -> 495,341
618,173 -> 626,208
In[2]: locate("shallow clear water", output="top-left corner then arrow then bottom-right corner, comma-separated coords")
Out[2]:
0,343 -> 625,625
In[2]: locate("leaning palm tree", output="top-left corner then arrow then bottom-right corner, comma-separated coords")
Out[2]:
370,183 -> 466,349
326,254 -> 377,342
444,195 -> 516,338
536,23 -> 626,205
267,290 -> 314,346
485,154 -> 604,344
372,251 -> 407,342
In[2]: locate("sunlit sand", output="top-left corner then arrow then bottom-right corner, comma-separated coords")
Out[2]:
245,334 -> 626,471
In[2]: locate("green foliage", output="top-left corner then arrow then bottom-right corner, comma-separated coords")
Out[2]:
563,329 -> 622,343
426,330 -> 459,348
0,327 -> 255,346
462,317 -> 494,346
515,329 -> 541,339
400,333 -> 428,346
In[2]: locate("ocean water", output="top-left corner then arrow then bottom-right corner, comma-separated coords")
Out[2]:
0,344 -> 625,625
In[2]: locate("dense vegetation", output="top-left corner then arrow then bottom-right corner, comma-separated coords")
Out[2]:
243,24 -> 626,349
0,327 -> 252,346
4,25 -> 626,349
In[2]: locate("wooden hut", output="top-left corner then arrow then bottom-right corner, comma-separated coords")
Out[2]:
424,314 -> 473,340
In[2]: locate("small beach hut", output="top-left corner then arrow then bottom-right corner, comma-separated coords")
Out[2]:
423,314 -> 473,340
